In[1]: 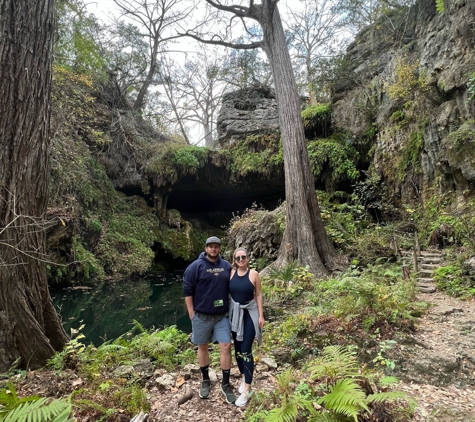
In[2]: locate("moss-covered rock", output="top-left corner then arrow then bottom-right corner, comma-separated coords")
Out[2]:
226,205 -> 285,270
156,210 -> 207,261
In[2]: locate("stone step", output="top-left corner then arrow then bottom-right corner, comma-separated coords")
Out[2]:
420,263 -> 439,269
400,250 -> 442,257
417,281 -> 436,286
419,257 -> 443,264
418,270 -> 434,277
418,284 -> 437,293
400,255 -> 443,264
419,250 -> 443,256
417,277 -> 434,284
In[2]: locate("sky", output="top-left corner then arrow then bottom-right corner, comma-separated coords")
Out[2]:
82,0 -> 323,145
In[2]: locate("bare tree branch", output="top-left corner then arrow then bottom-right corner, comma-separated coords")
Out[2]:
181,31 -> 263,49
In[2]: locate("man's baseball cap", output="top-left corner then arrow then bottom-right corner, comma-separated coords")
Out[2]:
205,236 -> 221,246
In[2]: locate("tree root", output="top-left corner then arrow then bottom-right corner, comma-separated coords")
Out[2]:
130,411 -> 148,422
176,384 -> 193,405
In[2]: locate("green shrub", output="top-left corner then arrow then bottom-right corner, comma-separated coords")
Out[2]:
433,263 -> 475,299
317,191 -> 371,247
309,264 -> 418,331
262,264 -> 313,305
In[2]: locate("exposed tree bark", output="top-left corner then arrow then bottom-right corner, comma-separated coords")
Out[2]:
259,1 -> 335,275
0,0 -> 69,371
187,0 -> 336,276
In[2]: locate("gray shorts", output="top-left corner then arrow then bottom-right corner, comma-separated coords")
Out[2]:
191,314 -> 231,345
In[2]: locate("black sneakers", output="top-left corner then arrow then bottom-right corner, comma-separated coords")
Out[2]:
199,380 -> 211,399
199,380 -> 236,404
221,383 -> 236,404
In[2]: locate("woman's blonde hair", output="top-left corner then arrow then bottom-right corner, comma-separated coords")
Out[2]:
232,247 -> 248,270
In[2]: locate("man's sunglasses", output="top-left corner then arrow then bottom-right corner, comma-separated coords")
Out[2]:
235,255 -> 247,262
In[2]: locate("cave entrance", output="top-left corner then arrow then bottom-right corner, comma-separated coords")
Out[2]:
166,173 -> 286,230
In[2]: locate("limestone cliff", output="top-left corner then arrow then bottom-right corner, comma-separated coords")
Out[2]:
332,0 -> 475,205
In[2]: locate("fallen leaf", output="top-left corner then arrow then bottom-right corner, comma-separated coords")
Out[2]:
71,379 -> 83,387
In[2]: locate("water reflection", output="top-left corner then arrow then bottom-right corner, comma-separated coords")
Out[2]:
52,271 -> 190,346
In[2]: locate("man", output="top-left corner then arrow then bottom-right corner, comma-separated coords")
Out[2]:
183,236 -> 236,404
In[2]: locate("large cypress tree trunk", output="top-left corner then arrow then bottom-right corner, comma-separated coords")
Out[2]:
259,0 -> 335,276
0,0 -> 68,371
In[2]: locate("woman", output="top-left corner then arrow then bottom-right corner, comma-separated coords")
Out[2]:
228,248 -> 265,407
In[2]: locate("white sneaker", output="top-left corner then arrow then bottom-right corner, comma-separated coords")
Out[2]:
235,389 -> 251,407
238,377 -> 245,394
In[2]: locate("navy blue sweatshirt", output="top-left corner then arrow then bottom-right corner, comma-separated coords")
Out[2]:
183,252 -> 232,314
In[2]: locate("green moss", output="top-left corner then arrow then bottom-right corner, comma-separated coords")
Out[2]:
71,237 -> 105,281
301,103 -> 332,129
386,56 -> 430,103
365,122 -> 378,141
153,209 -> 207,261
445,120 -> 475,147
145,143 -> 214,186
230,134 -> 283,178
171,145 -> 208,170
396,131 -> 423,181
95,199 -> 156,277
307,138 -> 360,189
390,110 -> 406,123
467,72 -> 475,100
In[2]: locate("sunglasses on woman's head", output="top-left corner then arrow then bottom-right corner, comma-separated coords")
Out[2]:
235,255 -> 247,262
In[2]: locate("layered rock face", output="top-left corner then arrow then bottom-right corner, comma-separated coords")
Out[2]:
333,0 -> 475,205
216,85 -> 280,147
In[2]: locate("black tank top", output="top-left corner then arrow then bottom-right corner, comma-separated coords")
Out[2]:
229,269 -> 254,304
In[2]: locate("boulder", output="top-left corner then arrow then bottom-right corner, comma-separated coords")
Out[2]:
216,85 -> 280,147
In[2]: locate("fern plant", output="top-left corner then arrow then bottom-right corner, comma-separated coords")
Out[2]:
309,346 -> 360,383
0,383 -> 73,422
317,378 -> 368,421
309,346 -> 408,421
264,368 -> 314,422
250,346 -> 410,422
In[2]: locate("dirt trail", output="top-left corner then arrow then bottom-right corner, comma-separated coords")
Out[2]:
393,290 -> 475,421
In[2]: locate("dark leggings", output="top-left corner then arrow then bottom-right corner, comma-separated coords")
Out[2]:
232,310 -> 255,385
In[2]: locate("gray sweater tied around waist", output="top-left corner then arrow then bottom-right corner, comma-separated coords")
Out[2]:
229,296 -> 262,345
